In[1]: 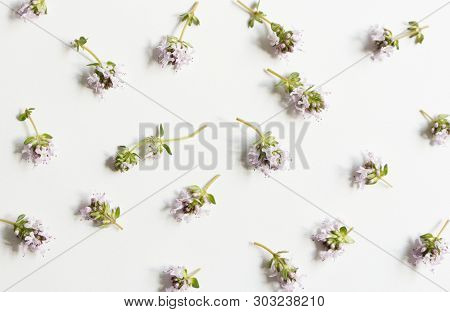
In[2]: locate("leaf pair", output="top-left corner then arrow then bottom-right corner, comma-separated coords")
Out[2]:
407,21 -> 425,44
180,12 -> 200,26
158,124 -> 172,155
73,36 -> 88,52
275,72 -> 302,93
182,268 -> 200,288
17,108 -> 34,121
24,133 -> 52,147
246,0 -> 266,28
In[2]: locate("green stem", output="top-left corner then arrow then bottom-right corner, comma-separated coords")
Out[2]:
420,110 -> 433,122
103,213 -> 123,230
236,0 -> 272,24
28,116 -> 39,137
0,219 -> 15,226
380,177 -> 393,188
82,45 -> 103,67
163,125 -> 207,142
436,220 -> 449,239
131,137 -> 152,152
203,174 -> 220,192
236,117 -> 263,138
253,241 -> 276,257
266,68 -> 287,82
179,1 -> 199,42
188,268 -> 201,277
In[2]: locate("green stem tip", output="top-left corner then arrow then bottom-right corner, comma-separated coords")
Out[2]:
0,219 -> 16,226
380,177 -> 393,188
236,117 -> 263,138
188,268 -> 201,277
266,68 -> 286,81
253,241 -> 276,256
420,110 -> 433,122
436,220 -> 449,239
203,174 -> 220,191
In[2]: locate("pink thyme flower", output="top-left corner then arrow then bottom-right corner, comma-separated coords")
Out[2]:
164,266 -> 201,292
312,219 -> 354,261
157,37 -> 194,71
170,175 -> 219,222
17,0 -> 47,19
353,152 -> 391,188
17,108 -> 56,166
410,221 -> 449,270
254,242 -> 304,292
0,214 -> 52,254
156,2 -> 199,71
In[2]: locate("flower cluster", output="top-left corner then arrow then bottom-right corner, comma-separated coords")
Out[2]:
0,214 -> 52,254
353,152 -> 391,188
164,266 -> 200,292
254,242 -> 303,292
114,124 -> 207,172
237,118 -> 287,175
80,193 -> 123,230
18,108 -> 56,166
72,36 -> 124,96
237,0 -> 301,56
420,110 -> 449,145
17,0 -> 47,19
312,220 -> 355,261
157,37 -> 194,71
267,24 -> 301,56
171,175 -> 219,222
267,69 -> 327,119
157,2 -> 199,71
410,221 -> 449,269
369,21 -> 427,61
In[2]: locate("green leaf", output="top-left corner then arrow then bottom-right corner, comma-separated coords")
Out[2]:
86,63 -> 100,67
193,16 -> 200,25
191,277 -> 199,288
159,124 -> 164,137
188,185 -> 202,192
17,214 -> 26,222
207,193 -> 216,204
383,164 -> 388,176
115,207 -> 121,219
339,226 -> 348,235
345,237 -> 355,244
162,144 -> 172,155
42,133 -> 53,139
23,136 -> 35,145
78,36 -> 87,46
420,233 -> 434,240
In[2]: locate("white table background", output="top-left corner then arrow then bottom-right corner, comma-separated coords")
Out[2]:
0,0 -> 449,292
